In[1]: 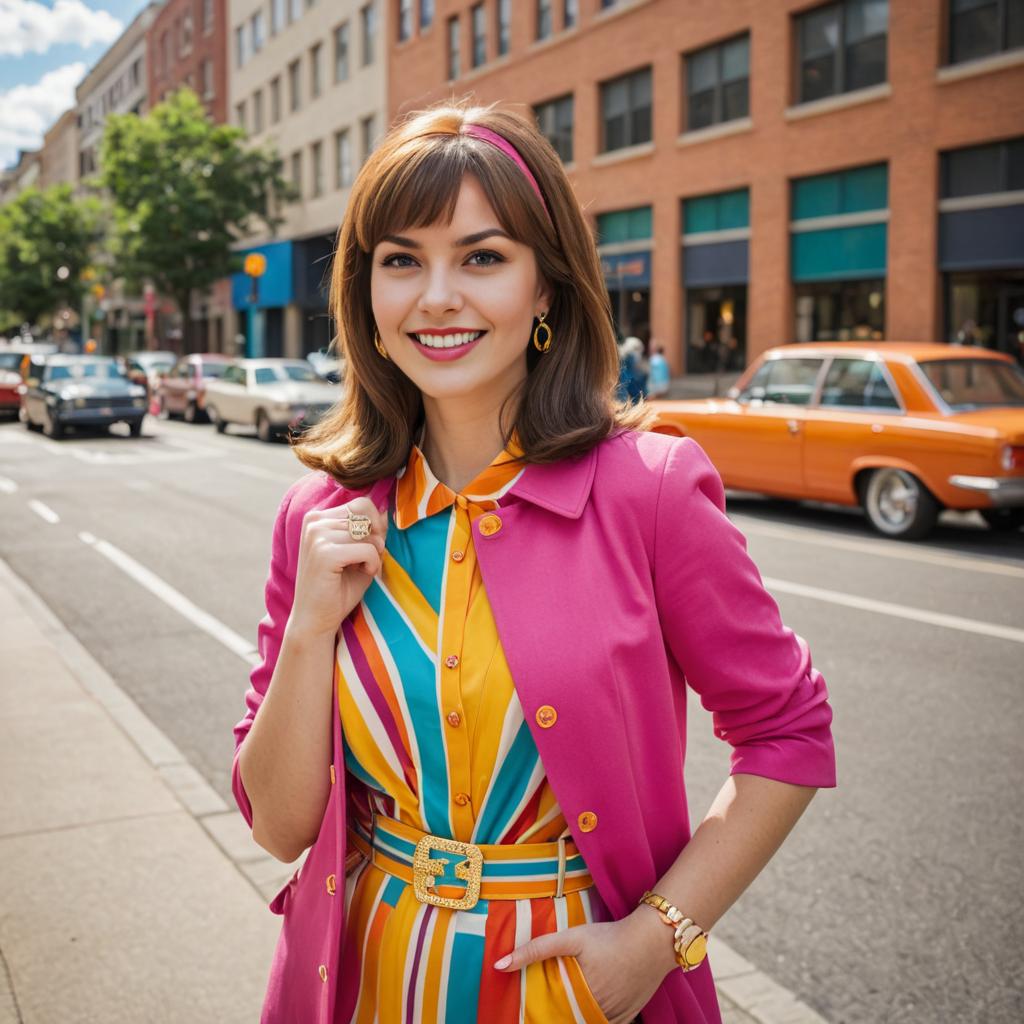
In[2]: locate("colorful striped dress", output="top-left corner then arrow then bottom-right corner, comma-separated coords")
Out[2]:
334,429 -> 610,1024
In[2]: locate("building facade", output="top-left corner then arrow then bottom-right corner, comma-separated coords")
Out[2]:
228,0 -> 387,357
386,0 -> 1024,372
39,110 -> 79,190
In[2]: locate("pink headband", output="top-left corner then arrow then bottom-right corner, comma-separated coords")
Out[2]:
461,123 -> 553,225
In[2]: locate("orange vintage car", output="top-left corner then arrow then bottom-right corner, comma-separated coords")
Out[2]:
649,343 -> 1024,540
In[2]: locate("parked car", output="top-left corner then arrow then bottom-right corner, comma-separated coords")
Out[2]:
21,355 -> 148,439
156,353 -> 232,422
121,350 -> 177,400
203,358 -> 339,442
307,347 -> 345,384
649,343 -> 1024,540
0,350 -> 27,418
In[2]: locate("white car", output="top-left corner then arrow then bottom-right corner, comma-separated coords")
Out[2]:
203,358 -> 339,442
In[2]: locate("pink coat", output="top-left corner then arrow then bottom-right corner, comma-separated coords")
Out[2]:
232,429 -> 837,1023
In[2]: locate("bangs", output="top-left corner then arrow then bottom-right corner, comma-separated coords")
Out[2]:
353,136 -> 546,254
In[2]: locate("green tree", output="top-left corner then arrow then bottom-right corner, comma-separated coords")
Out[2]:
0,184 -> 104,330
99,87 -> 294,349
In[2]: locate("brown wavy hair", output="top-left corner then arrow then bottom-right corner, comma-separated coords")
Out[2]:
292,97 -> 657,487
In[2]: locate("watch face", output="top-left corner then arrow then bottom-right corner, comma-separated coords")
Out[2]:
683,934 -> 708,967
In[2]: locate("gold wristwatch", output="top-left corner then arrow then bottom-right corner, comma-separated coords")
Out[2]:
639,890 -> 709,971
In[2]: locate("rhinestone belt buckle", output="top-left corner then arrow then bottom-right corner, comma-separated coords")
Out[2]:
412,835 -> 484,910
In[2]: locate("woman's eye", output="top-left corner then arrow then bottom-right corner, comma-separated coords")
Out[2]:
379,250 -> 504,268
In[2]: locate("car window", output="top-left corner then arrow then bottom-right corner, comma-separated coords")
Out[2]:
255,367 -> 280,385
201,362 -> 229,378
739,358 -> 824,405
820,359 -> 901,411
0,352 -> 22,371
46,360 -> 124,381
918,358 -> 1024,410
283,363 -> 319,382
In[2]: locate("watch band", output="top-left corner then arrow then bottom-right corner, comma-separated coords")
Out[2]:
638,890 -> 709,972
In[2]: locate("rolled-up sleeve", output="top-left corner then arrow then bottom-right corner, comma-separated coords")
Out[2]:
654,436 -> 836,788
231,482 -> 300,827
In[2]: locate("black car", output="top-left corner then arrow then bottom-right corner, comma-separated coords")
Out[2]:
21,355 -> 148,439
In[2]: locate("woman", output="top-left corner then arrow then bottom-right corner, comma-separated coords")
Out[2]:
232,100 -> 836,1024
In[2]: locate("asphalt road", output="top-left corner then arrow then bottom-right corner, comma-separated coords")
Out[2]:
1,414 -> 1021,1024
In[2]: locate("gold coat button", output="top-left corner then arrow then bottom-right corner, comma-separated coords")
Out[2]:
326,874 -> 336,896
478,514 -> 502,536
578,811 -> 598,832
536,705 -> 558,728
445,654 -> 460,669
446,710 -> 462,727
318,964 -> 328,982
329,764 -> 336,785
452,550 -> 465,562
454,792 -> 470,807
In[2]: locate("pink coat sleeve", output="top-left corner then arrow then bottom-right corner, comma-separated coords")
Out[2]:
654,436 -> 837,788
231,481 -> 301,828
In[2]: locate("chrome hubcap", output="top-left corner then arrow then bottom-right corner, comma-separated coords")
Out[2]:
875,471 -> 917,526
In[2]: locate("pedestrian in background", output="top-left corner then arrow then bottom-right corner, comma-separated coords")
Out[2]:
647,342 -> 671,397
232,100 -> 836,1024
617,335 -> 650,402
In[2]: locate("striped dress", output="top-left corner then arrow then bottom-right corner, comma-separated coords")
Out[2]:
334,429 -> 610,1024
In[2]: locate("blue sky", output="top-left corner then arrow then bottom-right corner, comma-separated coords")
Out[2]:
1,1 -> 150,169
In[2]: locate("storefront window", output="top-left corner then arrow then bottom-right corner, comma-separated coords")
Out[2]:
945,270 -> 1024,362
686,286 -> 747,372
793,279 -> 885,341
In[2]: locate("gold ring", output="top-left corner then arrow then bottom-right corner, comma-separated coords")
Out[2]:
347,514 -> 372,540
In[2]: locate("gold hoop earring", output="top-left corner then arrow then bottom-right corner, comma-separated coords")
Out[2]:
374,330 -> 390,360
532,312 -> 552,353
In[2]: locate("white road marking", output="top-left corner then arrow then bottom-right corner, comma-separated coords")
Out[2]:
763,575 -> 1024,645
78,531 -> 261,665
28,499 -> 60,523
0,476 -> 17,493
223,462 -> 301,484
740,520 -> 1024,579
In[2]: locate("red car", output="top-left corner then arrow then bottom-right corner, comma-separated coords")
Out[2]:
156,353 -> 232,423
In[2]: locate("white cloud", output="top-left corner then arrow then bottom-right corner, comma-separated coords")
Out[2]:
0,61 -> 86,169
0,0 -> 123,57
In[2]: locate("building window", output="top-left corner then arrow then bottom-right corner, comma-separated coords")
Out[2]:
336,128 -> 353,188
421,0 -> 434,31
948,0 -> 1024,64
252,89 -> 264,133
941,136 -> 1024,198
311,141 -> 324,197
533,94 -> 574,163
203,0 -> 214,35
600,67 -> 653,152
399,0 -> 413,41
251,10 -> 264,53
498,0 -> 510,55
794,280 -> 885,341
159,31 -> 169,76
288,59 -> 301,111
471,4 -> 486,66
235,25 -> 247,67
236,100 -> 247,132
270,76 -> 282,123
130,57 -> 142,89
310,43 -> 323,98
537,0 -> 552,41
685,34 -> 749,132
201,58 -> 214,99
361,114 -> 377,163
447,15 -> 460,78
796,0 -> 888,104
361,2 -> 377,65
564,0 -> 578,29
289,0 -> 302,24
291,150 -> 303,198
271,0 -> 285,35
181,12 -> 193,54
335,22 -> 350,80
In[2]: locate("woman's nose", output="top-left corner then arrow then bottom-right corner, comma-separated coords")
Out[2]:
417,267 -> 463,313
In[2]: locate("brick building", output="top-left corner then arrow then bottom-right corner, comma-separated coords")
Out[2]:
387,0 -> 1024,373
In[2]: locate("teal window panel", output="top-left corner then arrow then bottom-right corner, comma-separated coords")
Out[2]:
791,223 -> 888,282
684,188 -> 750,233
597,206 -> 652,244
792,163 -> 888,220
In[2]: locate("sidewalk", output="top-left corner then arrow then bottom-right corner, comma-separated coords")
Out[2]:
0,554 -> 825,1024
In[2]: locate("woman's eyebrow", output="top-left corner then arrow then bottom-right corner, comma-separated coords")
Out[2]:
380,228 -> 512,249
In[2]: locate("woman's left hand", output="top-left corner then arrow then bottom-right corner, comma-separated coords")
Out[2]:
493,911 -> 672,1024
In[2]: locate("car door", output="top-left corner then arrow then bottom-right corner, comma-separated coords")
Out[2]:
731,356 -> 826,494
800,357 -> 905,503
217,364 -> 248,421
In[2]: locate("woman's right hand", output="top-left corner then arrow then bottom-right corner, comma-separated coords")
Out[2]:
287,496 -> 388,640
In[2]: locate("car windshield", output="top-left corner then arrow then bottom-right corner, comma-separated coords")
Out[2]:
918,358 -> 1024,410
282,363 -> 319,382
46,360 -> 125,381
0,352 -> 23,370
202,362 -> 230,378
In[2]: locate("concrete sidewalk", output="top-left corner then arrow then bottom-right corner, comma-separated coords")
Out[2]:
0,554 -> 825,1024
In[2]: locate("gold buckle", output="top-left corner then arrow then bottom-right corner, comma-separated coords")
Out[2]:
412,835 -> 484,910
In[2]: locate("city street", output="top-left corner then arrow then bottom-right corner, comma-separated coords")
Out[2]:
0,413 -> 1021,1024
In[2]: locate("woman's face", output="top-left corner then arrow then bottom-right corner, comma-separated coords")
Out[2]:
370,173 -> 551,411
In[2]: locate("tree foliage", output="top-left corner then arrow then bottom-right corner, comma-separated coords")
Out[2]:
0,184 -> 104,327
99,88 -> 294,341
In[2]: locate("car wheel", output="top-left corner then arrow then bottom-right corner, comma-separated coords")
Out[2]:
208,405 -> 227,433
980,507 -> 1024,532
43,410 -> 64,440
256,410 -> 275,443
861,468 -> 939,540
